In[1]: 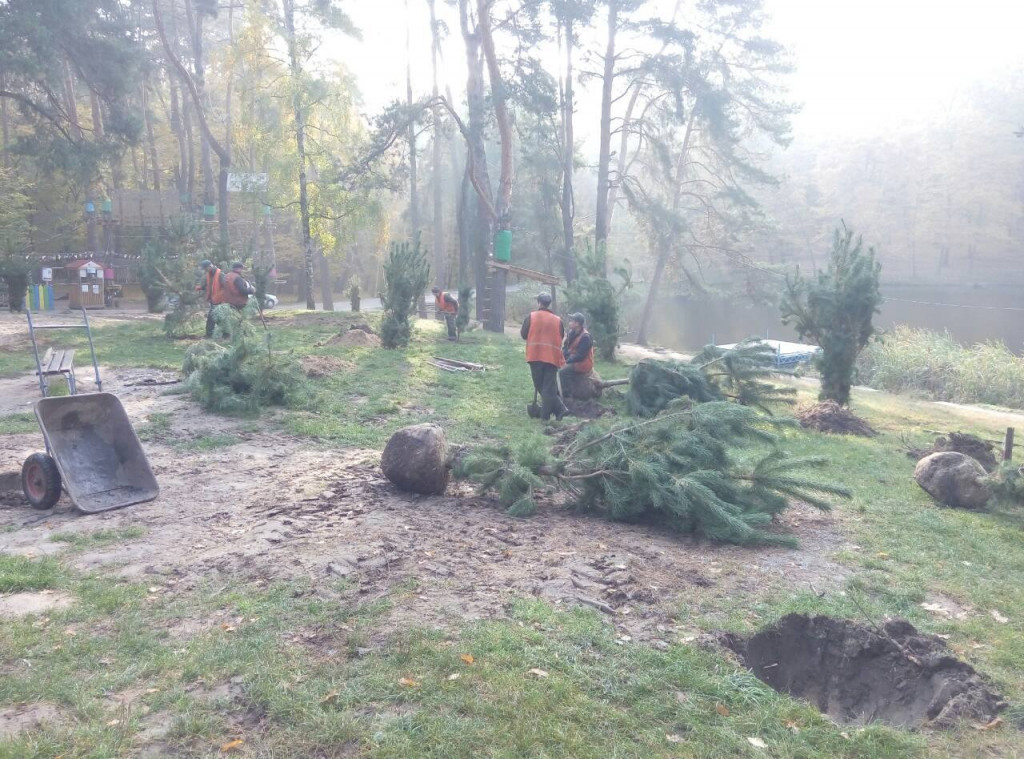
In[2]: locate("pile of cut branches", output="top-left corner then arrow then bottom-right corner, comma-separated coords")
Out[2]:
458,401 -> 850,545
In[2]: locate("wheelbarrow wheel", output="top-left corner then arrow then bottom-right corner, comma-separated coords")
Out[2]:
22,453 -> 62,510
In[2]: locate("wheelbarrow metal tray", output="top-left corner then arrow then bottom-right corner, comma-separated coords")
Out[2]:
34,393 -> 159,513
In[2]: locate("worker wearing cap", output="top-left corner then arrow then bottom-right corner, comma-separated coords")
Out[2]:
197,259 -> 226,338
559,312 -> 594,398
431,286 -> 459,341
223,262 -> 256,308
520,292 -> 568,420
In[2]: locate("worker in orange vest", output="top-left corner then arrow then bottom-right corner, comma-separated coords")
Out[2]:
197,259 -> 226,338
520,292 -> 568,420
559,312 -> 594,398
223,262 -> 256,308
431,286 -> 459,341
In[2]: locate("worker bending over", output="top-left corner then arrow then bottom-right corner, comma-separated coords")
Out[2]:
431,286 -> 459,341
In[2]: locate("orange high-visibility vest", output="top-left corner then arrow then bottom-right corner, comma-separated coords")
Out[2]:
436,292 -> 457,314
205,267 -> 225,305
526,309 -> 565,367
566,330 -> 594,373
222,271 -> 251,307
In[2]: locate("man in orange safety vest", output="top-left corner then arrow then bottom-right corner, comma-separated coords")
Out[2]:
559,312 -> 594,398
431,286 -> 459,341
520,292 -> 568,420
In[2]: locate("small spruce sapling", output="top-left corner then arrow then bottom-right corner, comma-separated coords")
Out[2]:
380,240 -> 430,349
565,241 -> 630,361
780,223 -> 882,405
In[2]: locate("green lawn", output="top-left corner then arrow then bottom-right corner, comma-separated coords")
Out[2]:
0,310 -> 1022,757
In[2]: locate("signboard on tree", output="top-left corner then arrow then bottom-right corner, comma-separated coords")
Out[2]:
227,173 -> 269,193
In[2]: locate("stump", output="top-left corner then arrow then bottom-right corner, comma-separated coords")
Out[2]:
562,369 -> 603,400
381,423 -> 450,495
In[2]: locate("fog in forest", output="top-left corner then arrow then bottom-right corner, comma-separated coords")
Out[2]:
1,0 -> 1022,348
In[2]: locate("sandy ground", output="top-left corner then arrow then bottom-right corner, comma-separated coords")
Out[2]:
0,359 -> 852,643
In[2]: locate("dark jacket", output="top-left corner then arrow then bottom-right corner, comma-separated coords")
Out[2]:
563,329 -> 593,364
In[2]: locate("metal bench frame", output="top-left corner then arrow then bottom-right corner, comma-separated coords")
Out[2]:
26,307 -> 102,397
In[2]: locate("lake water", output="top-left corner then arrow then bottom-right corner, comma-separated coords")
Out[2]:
643,285 -> 1024,354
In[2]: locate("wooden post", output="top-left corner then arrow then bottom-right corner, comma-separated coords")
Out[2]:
1003,427 -> 1014,462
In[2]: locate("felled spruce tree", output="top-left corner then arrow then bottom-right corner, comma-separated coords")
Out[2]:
459,401 -> 849,545
381,240 -> 430,349
183,312 -> 304,414
627,339 -> 796,417
780,223 -> 882,405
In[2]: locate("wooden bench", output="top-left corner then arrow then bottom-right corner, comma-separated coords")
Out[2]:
37,347 -> 77,394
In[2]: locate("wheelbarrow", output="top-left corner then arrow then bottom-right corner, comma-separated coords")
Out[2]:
20,308 -> 159,512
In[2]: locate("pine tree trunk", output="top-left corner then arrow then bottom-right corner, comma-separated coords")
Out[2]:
143,81 -> 161,192
559,18 -> 577,283
459,0 -> 493,321
282,0 -> 316,310
594,0 -> 618,262
429,0 -> 444,287
169,78 -> 188,198
605,81 -> 642,233
635,109 -> 698,345
318,249 -> 334,311
477,0 -> 513,332
188,3 -> 216,220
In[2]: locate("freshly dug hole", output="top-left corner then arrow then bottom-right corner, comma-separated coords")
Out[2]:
723,614 -> 1006,727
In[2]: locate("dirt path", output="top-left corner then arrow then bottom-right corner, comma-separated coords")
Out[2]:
0,370 -> 852,644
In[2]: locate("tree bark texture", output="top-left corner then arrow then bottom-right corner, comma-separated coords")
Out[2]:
459,0 -> 493,320
594,0 -> 618,257
559,17 -> 577,283
282,0 -> 316,309
477,0 -> 513,332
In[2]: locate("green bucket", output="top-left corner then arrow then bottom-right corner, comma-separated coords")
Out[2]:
494,229 -> 511,262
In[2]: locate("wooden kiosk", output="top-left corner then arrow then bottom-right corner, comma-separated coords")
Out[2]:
66,260 -> 105,309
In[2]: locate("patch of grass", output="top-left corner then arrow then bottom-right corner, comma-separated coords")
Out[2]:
49,527 -> 147,548
173,433 -> 241,452
0,412 -> 37,435
0,575 -> 923,759
0,555 -> 62,592
135,412 -> 172,442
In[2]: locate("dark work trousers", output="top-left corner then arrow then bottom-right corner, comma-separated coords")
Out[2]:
205,304 -> 216,338
529,361 -> 568,420
443,312 -> 457,339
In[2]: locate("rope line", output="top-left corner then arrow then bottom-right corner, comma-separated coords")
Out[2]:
880,296 -> 1024,312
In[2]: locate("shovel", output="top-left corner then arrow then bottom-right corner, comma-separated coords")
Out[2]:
527,389 -> 541,418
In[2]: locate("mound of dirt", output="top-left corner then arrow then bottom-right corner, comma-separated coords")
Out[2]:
300,355 -> 354,378
564,398 -> 616,419
798,401 -> 876,436
326,329 -> 381,348
907,432 -> 998,472
723,613 -> 1007,728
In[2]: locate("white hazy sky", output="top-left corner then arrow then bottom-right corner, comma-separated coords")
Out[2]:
340,0 -> 1024,141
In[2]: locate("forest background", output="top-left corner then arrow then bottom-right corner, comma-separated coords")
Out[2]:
0,0 -> 1022,338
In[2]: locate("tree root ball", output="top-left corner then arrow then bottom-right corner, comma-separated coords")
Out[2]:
914,451 -> 992,510
381,423 -> 451,495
